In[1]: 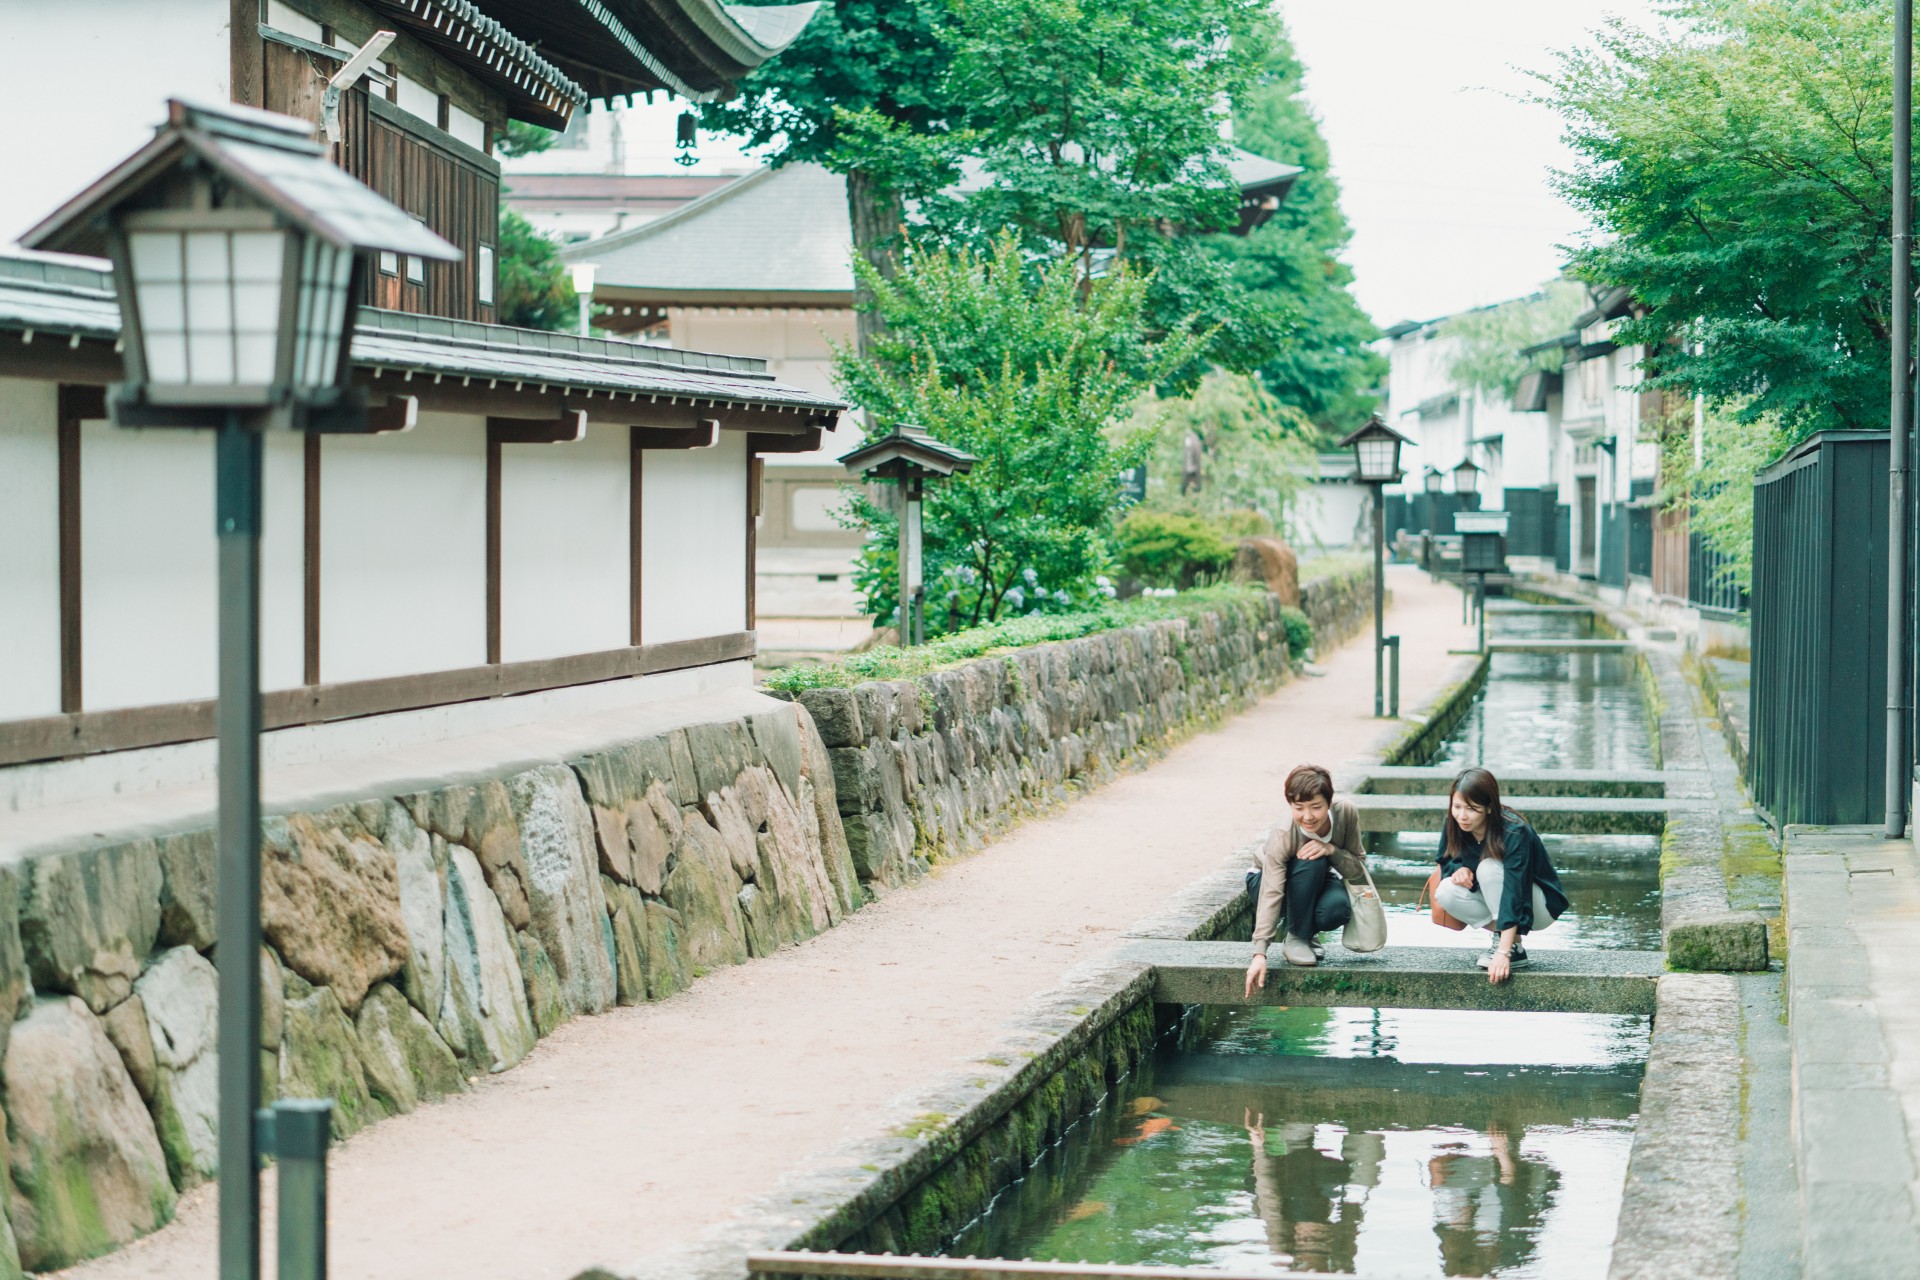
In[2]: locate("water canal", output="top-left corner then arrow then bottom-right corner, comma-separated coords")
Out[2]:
945,606 -> 1659,1277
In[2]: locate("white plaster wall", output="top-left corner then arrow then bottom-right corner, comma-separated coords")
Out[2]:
1293,480 -> 1369,550
261,433 -> 307,691
669,310 -> 859,467
80,422 -> 216,709
499,425 -> 629,663
0,380 -> 60,719
640,432 -> 747,644
320,413 -> 487,681
0,0 -> 229,247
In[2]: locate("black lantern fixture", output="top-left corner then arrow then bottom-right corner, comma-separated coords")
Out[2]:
1336,414 -> 1414,718
1452,454 -> 1484,499
1454,508 -> 1512,652
1423,466 -> 1444,494
840,425 -> 976,646
24,97 -> 458,1280
676,109 -> 699,166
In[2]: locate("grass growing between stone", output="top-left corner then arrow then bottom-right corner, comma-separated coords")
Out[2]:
763,585 -> 1307,692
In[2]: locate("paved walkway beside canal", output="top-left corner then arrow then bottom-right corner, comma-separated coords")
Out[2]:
55,568 -> 1475,1280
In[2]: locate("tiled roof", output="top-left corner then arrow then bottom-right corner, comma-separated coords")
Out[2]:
563,162 -> 855,297
0,254 -> 843,415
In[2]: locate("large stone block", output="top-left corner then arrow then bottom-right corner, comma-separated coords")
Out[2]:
516,932 -> 569,1038
507,766 -> 616,1017
641,901 -> 690,1000
135,947 -> 219,1187
5,995 -> 176,1270
602,880 -> 649,1007
279,983 -> 382,1139
794,706 -> 860,916
702,786 -> 764,882
390,813 -> 446,1023
748,706 -> 805,799
797,687 -> 864,748
355,983 -> 463,1115
437,844 -> 537,1074
405,779 -> 532,930
1667,912 -> 1770,972
20,839 -> 161,1014
155,829 -> 216,952
260,812 -> 410,1014
662,813 -> 748,973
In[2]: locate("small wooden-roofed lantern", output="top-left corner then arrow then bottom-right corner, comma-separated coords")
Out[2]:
1454,509 -> 1511,574
1338,414 -> 1411,485
1452,454 -> 1484,498
23,96 -> 457,429
840,424 -> 976,646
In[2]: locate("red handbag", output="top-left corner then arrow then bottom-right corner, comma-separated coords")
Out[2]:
1421,868 -> 1468,931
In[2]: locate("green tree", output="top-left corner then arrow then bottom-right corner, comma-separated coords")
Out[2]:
495,208 -> 577,332
1658,401 -> 1787,596
1441,279 -> 1589,398
1126,372 -> 1314,534
1202,15 -> 1384,437
495,121 -> 557,158
838,235 -> 1197,631
1541,0 -> 1901,437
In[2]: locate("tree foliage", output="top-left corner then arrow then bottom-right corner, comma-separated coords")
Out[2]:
837,235 -> 1196,631
1202,16 -> 1384,437
1441,279 -> 1589,398
1657,400 -> 1787,595
1125,372 -> 1314,534
496,121 -> 557,158
1541,0 -> 1901,437
496,208 -> 577,332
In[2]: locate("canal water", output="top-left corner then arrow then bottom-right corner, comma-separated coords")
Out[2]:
946,606 -> 1656,1277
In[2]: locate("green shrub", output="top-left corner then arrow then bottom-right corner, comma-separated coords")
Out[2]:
764,585 -> 1274,692
1114,511 -> 1237,589
1279,607 -> 1313,660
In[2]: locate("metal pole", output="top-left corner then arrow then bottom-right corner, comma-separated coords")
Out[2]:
1386,634 -> 1401,718
1372,482 -> 1385,717
1477,573 -> 1487,654
1890,0 -> 1913,838
215,413 -> 263,1280
274,1100 -> 332,1280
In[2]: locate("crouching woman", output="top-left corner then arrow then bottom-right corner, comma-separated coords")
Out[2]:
1431,768 -> 1569,984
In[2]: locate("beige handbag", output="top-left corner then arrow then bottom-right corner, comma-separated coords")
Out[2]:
1342,862 -> 1389,953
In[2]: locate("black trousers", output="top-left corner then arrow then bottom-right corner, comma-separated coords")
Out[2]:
1246,857 -> 1353,942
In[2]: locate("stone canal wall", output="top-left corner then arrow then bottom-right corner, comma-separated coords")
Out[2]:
781,590 -> 1336,885
0,697 -> 857,1273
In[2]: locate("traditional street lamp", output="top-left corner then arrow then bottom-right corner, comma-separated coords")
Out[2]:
1338,415 -> 1412,717
839,424 -> 976,645
1455,508 -> 1512,653
24,97 -> 457,1280
1420,465 -> 1444,574
1452,454 -> 1484,508
569,261 -> 598,338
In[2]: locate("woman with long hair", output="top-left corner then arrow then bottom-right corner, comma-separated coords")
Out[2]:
1430,768 -> 1569,983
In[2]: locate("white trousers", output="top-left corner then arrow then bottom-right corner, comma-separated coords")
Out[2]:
1433,857 -> 1552,932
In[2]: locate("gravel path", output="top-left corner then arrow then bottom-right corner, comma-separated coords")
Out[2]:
57,567 -> 1475,1280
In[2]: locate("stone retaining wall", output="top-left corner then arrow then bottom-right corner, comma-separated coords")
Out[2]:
0,699 -> 855,1273
782,593 -> 1320,884
1299,564 -> 1376,653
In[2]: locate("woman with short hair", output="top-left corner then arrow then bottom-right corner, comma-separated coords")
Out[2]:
1430,767 -> 1568,984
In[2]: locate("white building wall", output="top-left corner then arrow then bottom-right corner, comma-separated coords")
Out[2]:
640,433 -> 747,644
0,0 -> 229,247
261,433 -> 307,691
499,426 -> 630,662
320,413 -> 487,681
0,380 -> 60,718
79,421 -> 217,709
669,309 -> 859,467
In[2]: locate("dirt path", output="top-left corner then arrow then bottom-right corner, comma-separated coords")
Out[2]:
59,567 -> 1476,1280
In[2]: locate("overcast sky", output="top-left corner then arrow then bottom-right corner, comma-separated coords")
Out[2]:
634,0 -> 1668,329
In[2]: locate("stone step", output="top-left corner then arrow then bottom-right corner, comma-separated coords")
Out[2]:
1348,792 -> 1670,835
1127,939 -> 1662,1015
1485,639 -> 1638,654
1484,603 -> 1596,615
1354,766 -> 1668,799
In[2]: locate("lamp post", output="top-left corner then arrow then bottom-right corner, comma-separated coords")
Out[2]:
1338,415 -> 1411,717
1456,508 -> 1512,654
1421,466 -> 1444,577
24,97 -> 458,1280
1452,456 -> 1483,622
839,425 -> 977,645
569,261 -> 598,338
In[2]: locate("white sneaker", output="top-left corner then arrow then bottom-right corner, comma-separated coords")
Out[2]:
1475,942 -> 1529,969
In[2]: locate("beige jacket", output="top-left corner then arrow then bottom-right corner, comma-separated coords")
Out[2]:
1250,798 -> 1368,956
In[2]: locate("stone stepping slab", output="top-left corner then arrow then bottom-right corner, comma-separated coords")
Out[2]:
1127,939 -> 1663,1015
1354,766 -> 1669,798
1485,638 -> 1639,653
1348,792 -> 1671,835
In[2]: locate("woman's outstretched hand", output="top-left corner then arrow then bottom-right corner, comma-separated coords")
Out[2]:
1486,951 -> 1512,984
1245,954 -> 1267,1000
1449,866 -> 1475,888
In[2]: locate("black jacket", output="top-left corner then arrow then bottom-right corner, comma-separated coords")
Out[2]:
1436,810 -> 1569,934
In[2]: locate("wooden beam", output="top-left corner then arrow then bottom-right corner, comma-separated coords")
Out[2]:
303,434 -> 322,686
631,420 -> 717,450
629,433 -> 644,645
485,428 -> 502,664
355,370 -> 833,433
54,388 -> 99,714
231,0 -> 265,109
0,337 -> 122,385
747,428 -> 824,455
488,411 -> 586,445
0,633 -> 757,766
746,455 -> 762,631
366,394 -> 418,433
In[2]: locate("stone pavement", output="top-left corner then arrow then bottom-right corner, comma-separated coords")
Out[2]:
55,568 -> 1476,1280
1783,827 -> 1920,1277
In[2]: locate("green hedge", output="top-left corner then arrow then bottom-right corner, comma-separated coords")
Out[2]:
764,584 -> 1310,692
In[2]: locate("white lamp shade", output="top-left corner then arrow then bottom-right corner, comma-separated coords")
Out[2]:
1423,468 -> 1443,493
569,261 -> 598,295
1354,434 -> 1401,483
1452,459 -> 1482,495
130,226 -> 289,387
